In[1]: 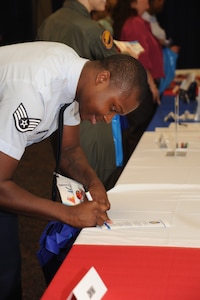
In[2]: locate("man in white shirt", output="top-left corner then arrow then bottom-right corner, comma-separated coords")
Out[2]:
0,41 -> 148,299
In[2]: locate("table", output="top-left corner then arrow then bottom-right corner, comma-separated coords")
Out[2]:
41,245 -> 200,300
117,130 -> 200,185
147,94 -> 197,131
41,91 -> 200,299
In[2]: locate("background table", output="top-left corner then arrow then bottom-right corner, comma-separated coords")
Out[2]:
147,95 -> 197,131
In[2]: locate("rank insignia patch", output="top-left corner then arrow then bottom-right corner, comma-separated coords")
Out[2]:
13,103 -> 41,132
101,30 -> 113,49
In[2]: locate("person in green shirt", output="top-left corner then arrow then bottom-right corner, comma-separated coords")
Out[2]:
37,0 -> 121,190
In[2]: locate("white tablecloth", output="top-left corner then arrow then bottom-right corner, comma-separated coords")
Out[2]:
76,129 -> 200,248
117,130 -> 200,185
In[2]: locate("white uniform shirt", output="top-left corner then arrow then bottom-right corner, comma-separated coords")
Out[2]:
0,42 -> 88,160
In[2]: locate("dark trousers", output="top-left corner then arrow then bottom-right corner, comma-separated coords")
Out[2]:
0,211 -> 22,300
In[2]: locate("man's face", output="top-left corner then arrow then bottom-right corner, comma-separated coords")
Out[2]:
79,85 -> 139,125
89,0 -> 107,12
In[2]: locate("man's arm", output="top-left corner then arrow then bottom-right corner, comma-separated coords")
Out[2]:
0,151 -> 109,227
60,124 -> 110,211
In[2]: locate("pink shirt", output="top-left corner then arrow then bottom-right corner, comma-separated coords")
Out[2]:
120,16 -> 164,80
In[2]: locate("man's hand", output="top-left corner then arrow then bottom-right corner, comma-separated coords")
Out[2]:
65,200 -> 109,228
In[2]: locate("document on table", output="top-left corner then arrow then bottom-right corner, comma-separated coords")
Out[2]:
75,183 -> 200,248
99,219 -> 170,230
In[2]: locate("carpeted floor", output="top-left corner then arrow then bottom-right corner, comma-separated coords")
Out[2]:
14,137 -> 56,299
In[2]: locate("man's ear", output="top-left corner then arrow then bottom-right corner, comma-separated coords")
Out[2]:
95,70 -> 110,85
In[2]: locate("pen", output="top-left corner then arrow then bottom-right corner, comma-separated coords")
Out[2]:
103,222 -> 111,230
85,188 -> 111,229
85,189 -> 93,201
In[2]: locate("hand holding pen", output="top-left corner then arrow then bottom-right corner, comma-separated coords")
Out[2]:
85,187 -> 111,229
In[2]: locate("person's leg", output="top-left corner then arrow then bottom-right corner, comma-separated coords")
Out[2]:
0,211 -> 22,300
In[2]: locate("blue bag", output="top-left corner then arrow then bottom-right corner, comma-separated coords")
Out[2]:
37,104 -> 81,285
159,47 -> 178,94
112,115 -> 123,166
37,221 -> 80,285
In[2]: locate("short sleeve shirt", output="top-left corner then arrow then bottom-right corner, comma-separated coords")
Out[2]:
0,41 -> 88,160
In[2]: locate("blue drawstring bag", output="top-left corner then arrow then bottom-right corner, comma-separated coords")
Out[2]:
37,104 -> 81,285
37,221 -> 81,285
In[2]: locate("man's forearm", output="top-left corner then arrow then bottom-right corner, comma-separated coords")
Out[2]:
60,146 -> 101,189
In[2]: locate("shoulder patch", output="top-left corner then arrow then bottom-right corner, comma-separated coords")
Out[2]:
101,30 -> 113,49
13,103 -> 41,132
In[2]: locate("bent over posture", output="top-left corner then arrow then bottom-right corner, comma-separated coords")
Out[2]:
0,41 -> 148,299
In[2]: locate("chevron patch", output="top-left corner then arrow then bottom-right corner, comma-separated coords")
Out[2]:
13,103 -> 41,132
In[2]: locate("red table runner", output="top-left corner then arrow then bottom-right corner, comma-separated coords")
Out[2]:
42,244 -> 200,300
